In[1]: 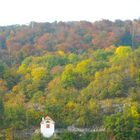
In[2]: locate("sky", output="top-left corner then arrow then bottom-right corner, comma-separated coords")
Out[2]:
0,0 -> 140,26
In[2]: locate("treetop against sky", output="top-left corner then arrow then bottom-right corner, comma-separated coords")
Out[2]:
0,0 -> 139,25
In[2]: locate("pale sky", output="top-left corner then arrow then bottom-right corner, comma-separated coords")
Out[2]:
0,0 -> 140,25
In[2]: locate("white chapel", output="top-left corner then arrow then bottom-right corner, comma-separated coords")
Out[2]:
40,116 -> 55,138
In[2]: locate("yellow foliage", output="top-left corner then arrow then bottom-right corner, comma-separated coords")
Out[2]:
50,96 -> 57,104
115,46 -> 132,57
5,93 -> 25,108
57,50 -> 65,56
131,104 -> 140,118
129,63 -> 137,78
24,73 -> 31,80
64,64 -> 74,73
0,79 -> 7,91
66,101 -> 77,110
27,64 -> 37,72
95,71 -> 102,79
76,59 -> 91,74
89,100 -> 97,110
18,64 -> 26,74
31,67 -> 46,81
5,128 -> 13,140
12,85 -> 18,93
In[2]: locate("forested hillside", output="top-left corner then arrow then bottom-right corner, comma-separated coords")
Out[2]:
0,19 -> 140,140
0,19 -> 140,65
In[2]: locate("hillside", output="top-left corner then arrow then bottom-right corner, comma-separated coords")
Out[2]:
0,20 -> 140,140
0,19 -> 140,65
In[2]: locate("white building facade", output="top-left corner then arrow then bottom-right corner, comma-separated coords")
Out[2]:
40,116 -> 55,138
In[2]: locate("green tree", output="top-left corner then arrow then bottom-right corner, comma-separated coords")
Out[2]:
104,103 -> 140,140
61,64 -> 77,88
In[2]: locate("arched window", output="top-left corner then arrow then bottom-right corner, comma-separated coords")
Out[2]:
46,124 -> 50,128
